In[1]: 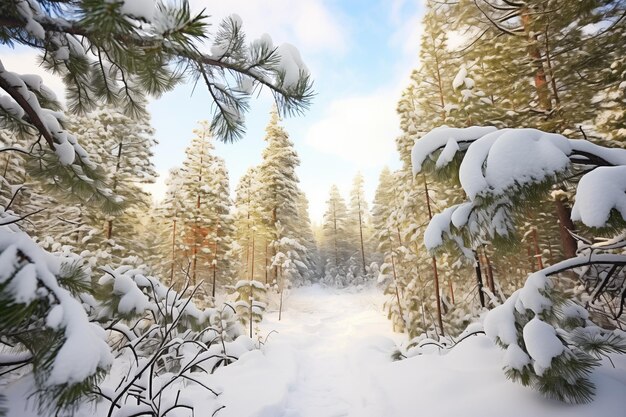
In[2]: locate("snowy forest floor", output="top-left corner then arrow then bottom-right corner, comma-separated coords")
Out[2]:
213,285 -> 626,417
5,285 -> 626,417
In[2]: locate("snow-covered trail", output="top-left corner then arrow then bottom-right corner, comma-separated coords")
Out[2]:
211,284 -> 626,417
214,285 -> 406,417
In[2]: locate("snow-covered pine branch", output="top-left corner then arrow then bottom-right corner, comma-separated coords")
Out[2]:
1,0 -> 313,146
413,126 -> 626,250
412,126 -> 626,403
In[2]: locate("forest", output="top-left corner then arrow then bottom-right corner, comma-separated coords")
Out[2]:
1,0 -> 625,416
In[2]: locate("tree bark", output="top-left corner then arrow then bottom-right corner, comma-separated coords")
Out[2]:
423,175 -> 444,336
521,8 -> 552,112
357,194 -> 367,275
554,198 -> 577,258
532,228 -> 544,270
169,218 -> 176,285
390,252 -> 406,330
474,250 -> 486,308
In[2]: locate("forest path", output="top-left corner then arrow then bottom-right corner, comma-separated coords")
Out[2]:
215,284 -> 406,417
258,285 -> 405,417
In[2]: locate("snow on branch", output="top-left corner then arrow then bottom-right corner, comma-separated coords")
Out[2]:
1,0 -> 313,144
0,228 -> 112,386
413,127 -> 626,251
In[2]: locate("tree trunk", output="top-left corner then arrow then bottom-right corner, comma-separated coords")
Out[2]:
423,175 -> 444,336
212,240 -> 217,298
474,250 -> 486,308
390,252 -> 406,330
265,240 -> 269,284
333,202 -> 339,269
357,194 -> 366,275
531,228 -> 544,270
272,205 -> 278,282
521,9 -> 552,112
554,198 -> 577,258
170,218 -> 176,285
448,277 -> 455,305
484,249 -> 495,294
251,232 -> 255,281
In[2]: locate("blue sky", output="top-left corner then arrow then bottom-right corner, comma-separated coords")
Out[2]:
147,0 -> 425,222
1,0 -> 426,222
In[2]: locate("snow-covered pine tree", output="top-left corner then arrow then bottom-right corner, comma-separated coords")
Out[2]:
348,172 -> 371,278
67,107 -> 157,266
179,121 -> 236,298
294,191 -> 321,284
152,168 -> 186,284
205,157 -> 238,298
321,185 -> 352,286
257,108 -> 313,289
234,167 -> 265,283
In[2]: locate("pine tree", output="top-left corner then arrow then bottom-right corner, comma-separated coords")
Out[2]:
70,108 -> 157,265
257,109 -> 314,289
348,173 -> 370,277
179,122 -> 236,297
321,185 -> 352,285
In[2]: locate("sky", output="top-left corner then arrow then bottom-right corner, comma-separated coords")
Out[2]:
1,0 -> 426,223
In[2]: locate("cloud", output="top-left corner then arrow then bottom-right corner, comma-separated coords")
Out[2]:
389,2 -> 424,61
192,0 -> 349,54
304,92 -> 400,167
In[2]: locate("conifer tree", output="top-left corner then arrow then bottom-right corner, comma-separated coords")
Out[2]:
180,122 -> 214,289
348,173 -> 370,276
70,108 -> 157,265
234,167 -> 266,283
154,168 -> 186,284
321,185 -> 351,285
257,109 -> 314,288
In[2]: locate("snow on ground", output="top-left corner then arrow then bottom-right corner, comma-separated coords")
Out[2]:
215,285 -> 626,417
5,284 -> 626,416
214,284 -> 406,417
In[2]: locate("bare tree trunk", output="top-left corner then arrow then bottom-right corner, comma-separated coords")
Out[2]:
212,240 -> 217,298
532,228 -> 544,270
423,175 -> 444,336
249,232 -> 254,339
521,8 -> 552,112
169,218 -> 176,285
357,194 -> 366,275
484,249 -> 495,294
448,278 -> 455,305
554,198 -> 577,258
106,142 -> 124,241
272,205 -> 278,282
333,201 -> 339,269
390,252 -> 406,330
251,232 -> 255,281
265,240 -> 269,284
474,250 -> 486,308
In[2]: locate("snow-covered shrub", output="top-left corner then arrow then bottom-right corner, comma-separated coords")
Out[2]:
94,266 -> 252,416
484,266 -> 625,403
234,279 -> 268,337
